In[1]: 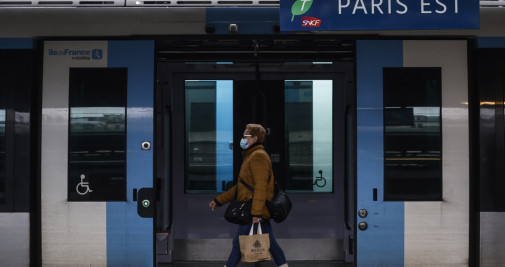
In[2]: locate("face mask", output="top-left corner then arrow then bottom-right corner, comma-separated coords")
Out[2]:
240,138 -> 249,150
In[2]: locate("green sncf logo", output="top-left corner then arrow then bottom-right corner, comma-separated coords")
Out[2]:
291,0 -> 314,22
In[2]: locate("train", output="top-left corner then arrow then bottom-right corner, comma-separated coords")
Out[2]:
0,1 -> 503,266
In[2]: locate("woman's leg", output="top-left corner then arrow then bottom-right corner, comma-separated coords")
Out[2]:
260,221 -> 287,266
226,223 -> 252,267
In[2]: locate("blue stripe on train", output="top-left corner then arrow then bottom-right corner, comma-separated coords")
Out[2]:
356,40 -> 404,266
477,37 -> 505,48
107,40 -> 155,267
0,38 -> 34,49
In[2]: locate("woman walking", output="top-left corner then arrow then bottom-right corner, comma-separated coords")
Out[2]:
209,124 -> 288,267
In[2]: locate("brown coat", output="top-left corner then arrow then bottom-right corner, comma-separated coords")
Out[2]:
215,144 -> 274,219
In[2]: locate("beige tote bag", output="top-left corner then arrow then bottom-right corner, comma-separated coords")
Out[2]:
239,222 -> 271,262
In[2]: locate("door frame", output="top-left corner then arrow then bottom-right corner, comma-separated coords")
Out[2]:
156,61 -> 356,262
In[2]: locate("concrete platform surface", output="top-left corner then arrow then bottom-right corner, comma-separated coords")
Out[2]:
160,261 -> 352,267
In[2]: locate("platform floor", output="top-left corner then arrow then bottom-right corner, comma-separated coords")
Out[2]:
160,261 -> 352,267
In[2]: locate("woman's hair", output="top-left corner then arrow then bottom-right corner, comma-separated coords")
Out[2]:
246,124 -> 266,143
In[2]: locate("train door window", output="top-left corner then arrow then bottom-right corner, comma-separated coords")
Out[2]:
285,80 -> 333,193
185,80 -> 233,193
0,95 -> 5,205
383,67 -> 442,201
68,68 -> 127,201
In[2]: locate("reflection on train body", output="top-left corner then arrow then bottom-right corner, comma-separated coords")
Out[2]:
68,68 -> 127,201
383,68 -> 442,201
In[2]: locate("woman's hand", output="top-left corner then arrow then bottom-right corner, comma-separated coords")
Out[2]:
252,217 -> 262,223
209,200 -> 217,211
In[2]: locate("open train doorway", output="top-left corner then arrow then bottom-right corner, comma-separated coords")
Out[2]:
155,39 -> 355,265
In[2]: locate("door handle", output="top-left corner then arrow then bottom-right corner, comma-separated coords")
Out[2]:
136,188 -> 155,218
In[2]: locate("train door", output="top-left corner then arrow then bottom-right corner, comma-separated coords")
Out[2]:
157,61 -> 355,263
0,45 -> 36,267
355,40 -> 470,266
41,41 -> 155,266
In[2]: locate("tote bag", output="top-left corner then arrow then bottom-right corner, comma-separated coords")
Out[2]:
239,222 -> 271,262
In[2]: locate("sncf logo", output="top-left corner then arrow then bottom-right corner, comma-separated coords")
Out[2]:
301,16 -> 321,27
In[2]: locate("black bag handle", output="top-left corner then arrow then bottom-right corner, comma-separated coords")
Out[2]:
240,175 -> 272,193
240,179 -> 255,193
234,178 -> 257,200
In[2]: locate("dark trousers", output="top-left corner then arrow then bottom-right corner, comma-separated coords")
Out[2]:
226,220 -> 287,267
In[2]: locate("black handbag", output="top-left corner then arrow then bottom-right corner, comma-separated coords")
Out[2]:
266,179 -> 292,223
225,177 -> 292,224
224,180 -> 252,225
240,175 -> 292,223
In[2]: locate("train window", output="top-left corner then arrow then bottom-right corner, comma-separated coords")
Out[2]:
0,51 -> 34,212
285,80 -> 333,193
0,96 -> 4,205
383,67 -> 442,201
185,80 -> 233,193
68,68 -> 127,201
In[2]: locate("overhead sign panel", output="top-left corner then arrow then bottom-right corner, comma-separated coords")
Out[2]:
280,0 -> 479,31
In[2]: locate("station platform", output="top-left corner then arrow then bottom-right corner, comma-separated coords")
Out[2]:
160,261 -> 352,267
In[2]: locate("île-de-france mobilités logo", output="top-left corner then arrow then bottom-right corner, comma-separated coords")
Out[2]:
92,49 -> 103,60
48,48 -> 103,61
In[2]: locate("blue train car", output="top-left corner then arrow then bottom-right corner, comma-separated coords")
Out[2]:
0,1 -> 503,266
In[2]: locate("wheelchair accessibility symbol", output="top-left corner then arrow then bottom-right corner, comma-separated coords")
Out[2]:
313,170 -> 327,188
76,174 -> 93,195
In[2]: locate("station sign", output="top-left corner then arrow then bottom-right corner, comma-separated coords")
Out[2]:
280,0 -> 480,31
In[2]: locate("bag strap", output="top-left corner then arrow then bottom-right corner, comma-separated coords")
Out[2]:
240,179 -> 255,193
232,177 -> 256,200
240,175 -> 273,194
233,178 -> 254,199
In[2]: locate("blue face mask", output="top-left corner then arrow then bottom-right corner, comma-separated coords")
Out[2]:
240,138 -> 249,150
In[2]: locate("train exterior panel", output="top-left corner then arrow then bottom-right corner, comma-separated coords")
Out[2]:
41,41 -> 154,266
357,40 -> 470,266
476,37 -> 505,267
